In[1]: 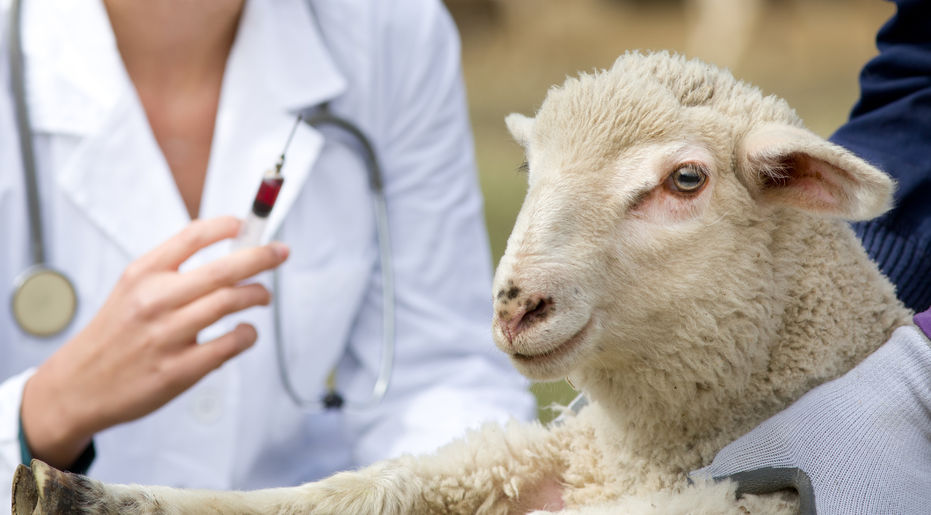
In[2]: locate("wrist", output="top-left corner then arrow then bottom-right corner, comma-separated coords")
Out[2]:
20,364 -> 94,470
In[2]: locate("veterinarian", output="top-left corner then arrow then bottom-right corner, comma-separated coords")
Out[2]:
0,0 -> 536,506
698,0 -> 931,512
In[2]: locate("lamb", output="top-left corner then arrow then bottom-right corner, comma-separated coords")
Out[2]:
11,51 -> 912,515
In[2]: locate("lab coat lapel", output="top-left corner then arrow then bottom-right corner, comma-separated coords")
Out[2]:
56,94 -> 191,259
199,0 -> 347,243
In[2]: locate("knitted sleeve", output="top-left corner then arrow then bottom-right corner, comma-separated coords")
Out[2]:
829,0 -> 931,311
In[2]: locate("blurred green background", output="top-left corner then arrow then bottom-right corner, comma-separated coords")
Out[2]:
445,0 -> 894,422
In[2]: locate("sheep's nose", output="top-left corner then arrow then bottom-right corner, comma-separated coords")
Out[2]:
494,288 -> 553,343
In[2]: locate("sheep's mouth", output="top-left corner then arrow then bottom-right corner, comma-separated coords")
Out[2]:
512,318 -> 592,365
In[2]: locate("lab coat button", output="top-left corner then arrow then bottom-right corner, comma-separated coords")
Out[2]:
192,392 -> 223,424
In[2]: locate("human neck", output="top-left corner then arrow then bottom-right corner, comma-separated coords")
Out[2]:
102,0 -> 246,219
103,0 -> 244,93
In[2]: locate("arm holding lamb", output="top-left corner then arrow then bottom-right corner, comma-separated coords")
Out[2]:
694,319 -> 931,514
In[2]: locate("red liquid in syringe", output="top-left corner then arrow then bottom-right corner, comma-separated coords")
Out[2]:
251,176 -> 284,217
234,175 -> 284,248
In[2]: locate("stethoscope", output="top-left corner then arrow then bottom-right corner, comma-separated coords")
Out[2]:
7,0 -> 79,338
7,0 -> 395,410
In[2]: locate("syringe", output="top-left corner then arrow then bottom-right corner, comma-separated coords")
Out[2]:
234,116 -> 303,248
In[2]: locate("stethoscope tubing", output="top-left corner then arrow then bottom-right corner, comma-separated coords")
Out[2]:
274,109 -> 397,411
9,0 -> 46,266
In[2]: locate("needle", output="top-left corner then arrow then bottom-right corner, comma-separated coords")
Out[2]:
273,114 -> 303,176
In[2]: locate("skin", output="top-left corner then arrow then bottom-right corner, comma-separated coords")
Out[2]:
104,0 -> 245,219
18,1 -> 280,470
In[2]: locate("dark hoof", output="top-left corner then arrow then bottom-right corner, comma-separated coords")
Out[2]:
12,459 -> 106,514
12,463 -> 38,515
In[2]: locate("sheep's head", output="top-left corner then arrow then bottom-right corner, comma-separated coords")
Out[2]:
492,52 -> 893,394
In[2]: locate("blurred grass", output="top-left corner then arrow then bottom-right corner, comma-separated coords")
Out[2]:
450,0 -> 894,422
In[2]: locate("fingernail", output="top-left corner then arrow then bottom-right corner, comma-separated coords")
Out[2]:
269,242 -> 290,260
236,323 -> 258,350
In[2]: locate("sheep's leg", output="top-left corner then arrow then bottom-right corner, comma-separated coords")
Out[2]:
14,459 -> 329,514
294,420 -> 567,514
12,460 -> 430,515
13,421 -> 565,514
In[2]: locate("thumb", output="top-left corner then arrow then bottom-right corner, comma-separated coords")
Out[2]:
689,466 -> 815,515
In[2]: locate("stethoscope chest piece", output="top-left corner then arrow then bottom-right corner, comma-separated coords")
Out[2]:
11,266 -> 77,337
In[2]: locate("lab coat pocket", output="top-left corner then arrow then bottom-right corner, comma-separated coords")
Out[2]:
274,256 -> 376,400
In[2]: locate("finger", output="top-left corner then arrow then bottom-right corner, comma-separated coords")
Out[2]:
170,242 -> 289,306
134,217 -> 242,273
718,467 -> 815,515
167,283 -> 272,342
172,324 -> 257,389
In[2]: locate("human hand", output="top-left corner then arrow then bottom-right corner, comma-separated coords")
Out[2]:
20,216 -> 289,469
691,326 -> 931,514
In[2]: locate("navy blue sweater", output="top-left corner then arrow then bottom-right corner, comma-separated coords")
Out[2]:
829,0 -> 931,312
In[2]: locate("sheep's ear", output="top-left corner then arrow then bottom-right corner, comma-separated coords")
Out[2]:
738,124 -> 894,220
506,113 -> 534,148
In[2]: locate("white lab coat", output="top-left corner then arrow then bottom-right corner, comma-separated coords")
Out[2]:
0,0 -> 535,503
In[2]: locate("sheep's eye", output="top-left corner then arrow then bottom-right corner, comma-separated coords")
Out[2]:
517,161 -> 530,174
666,163 -> 707,193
